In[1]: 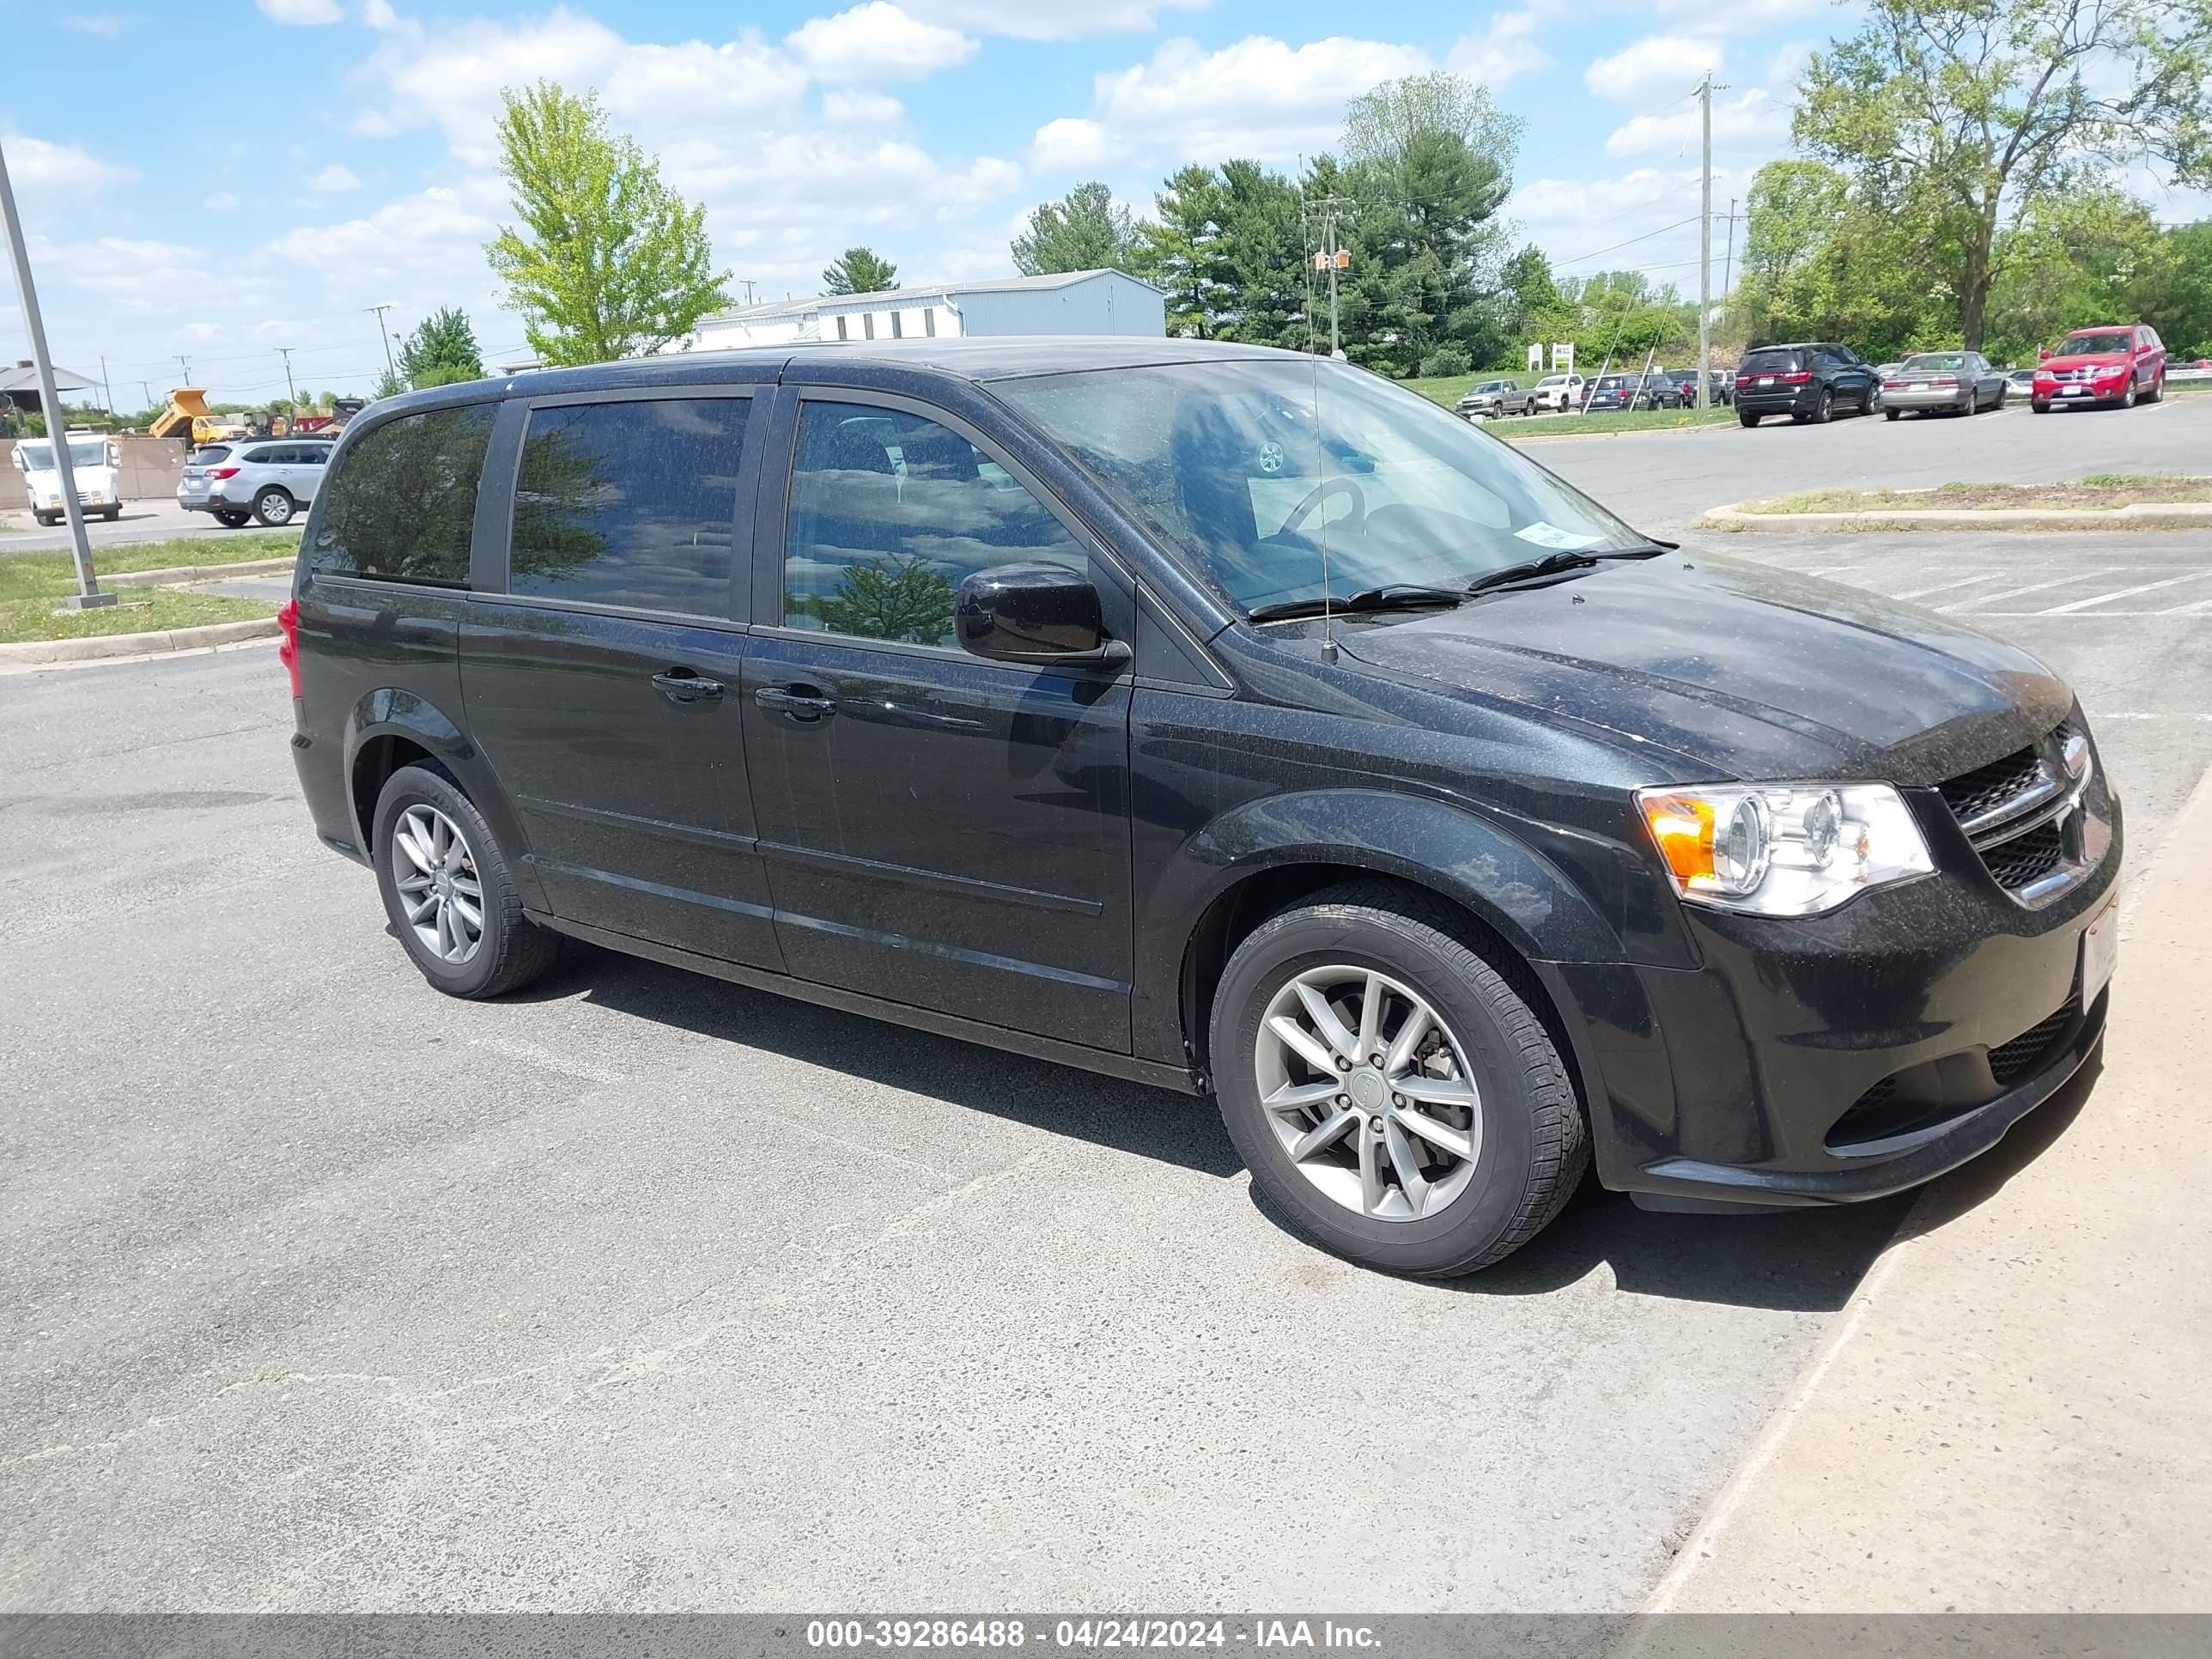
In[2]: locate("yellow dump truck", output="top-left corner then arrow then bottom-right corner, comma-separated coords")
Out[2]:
147,388 -> 271,446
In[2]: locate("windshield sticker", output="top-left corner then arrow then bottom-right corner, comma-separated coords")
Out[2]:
1515,521 -> 1602,550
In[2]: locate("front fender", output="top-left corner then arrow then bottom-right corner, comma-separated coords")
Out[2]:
1131,787 -> 1648,1073
343,689 -> 547,910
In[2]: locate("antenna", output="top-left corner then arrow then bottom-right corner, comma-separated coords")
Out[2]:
1310,352 -> 1338,665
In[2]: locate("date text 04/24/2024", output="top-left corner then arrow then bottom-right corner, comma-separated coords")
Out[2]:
803,1620 -> 1382,1650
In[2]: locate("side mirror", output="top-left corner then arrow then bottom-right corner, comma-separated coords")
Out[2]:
106,441 -> 122,468
955,562 -> 1130,671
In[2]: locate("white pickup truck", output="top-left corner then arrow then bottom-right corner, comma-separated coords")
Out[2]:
1528,373 -> 1586,413
12,432 -> 125,526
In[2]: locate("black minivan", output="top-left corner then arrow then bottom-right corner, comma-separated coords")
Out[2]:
282,340 -> 2119,1275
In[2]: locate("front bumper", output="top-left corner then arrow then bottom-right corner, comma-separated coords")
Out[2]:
1550,769 -> 2123,1207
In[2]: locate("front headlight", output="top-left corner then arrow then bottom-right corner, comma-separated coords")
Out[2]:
1636,782 -> 1935,917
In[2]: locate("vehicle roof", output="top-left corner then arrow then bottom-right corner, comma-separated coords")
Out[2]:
365,337 -> 1315,420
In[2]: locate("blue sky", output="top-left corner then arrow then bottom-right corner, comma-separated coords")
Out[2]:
0,0 -> 1970,403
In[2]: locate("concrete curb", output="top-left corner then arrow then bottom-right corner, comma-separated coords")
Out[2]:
0,616 -> 279,665
101,556 -> 295,586
1639,762 -> 2212,1615
1699,499 -> 2212,533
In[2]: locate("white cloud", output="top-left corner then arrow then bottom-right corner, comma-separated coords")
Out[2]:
1604,88 -> 1789,158
1583,35 -> 1724,105
204,191 -> 241,210
786,3 -> 977,82
182,321 -> 224,343
1448,9 -> 1550,89
64,12 -> 125,34
310,163 -> 363,192
823,88 -> 905,124
1,134 -> 137,197
1077,34 -> 1433,164
29,235 -> 247,317
256,0 -> 343,21
901,0 -> 1207,41
1653,0 -> 1832,33
1030,117 -> 1116,173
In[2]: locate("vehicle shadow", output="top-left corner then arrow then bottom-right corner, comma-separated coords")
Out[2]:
531,942 -> 1984,1314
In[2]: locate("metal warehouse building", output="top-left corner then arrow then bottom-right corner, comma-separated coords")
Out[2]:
686,269 -> 1166,351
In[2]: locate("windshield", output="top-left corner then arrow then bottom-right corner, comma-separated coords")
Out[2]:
1904,353 -> 1967,372
2063,331 -> 2134,356
16,439 -> 107,471
996,359 -> 1648,613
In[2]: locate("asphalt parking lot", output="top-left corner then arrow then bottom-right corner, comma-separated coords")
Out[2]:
0,498 -> 236,556
4,401 -> 2209,1613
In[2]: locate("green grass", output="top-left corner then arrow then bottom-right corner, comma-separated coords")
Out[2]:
96,531 -> 300,574
0,547 -> 280,644
1729,477 -> 2212,514
1494,405 -> 1737,441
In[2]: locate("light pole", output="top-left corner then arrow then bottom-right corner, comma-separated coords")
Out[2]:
0,135 -> 111,608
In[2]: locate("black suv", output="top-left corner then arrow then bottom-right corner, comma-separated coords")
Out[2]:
282,341 -> 2119,1276
1733,343 -> 1879,425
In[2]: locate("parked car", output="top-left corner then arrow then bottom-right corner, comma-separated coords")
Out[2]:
10,431 -> 124,525
2031,325 -> 2168,412
2005,368 -> 2039,394
1667,368 -> 1731,407
1527,373 -> 1585,412
1733,343 -> 1879,425
1881,351 -> 2008,419
177,436 -> 333,527
283,342 -> 2121,1277
1583,371 -> 1681,412
1455,379 -> 1532,420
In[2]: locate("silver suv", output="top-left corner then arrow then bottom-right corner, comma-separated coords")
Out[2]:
178,438 -> 333,528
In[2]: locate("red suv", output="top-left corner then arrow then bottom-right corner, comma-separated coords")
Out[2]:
2031,325 -> 2167,412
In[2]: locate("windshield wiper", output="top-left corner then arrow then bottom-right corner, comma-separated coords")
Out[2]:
1463,543 -> 1671,596
1247,585 -> 1466,623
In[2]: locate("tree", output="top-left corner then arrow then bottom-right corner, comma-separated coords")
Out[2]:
373,366 -> 407,400
1794,0 -> 2212,349
398,305 -> 486,390
1012,181 -> 1139,276
823,246 -> 898,295
1133,166 -> 1220,337
486,81 -> 730,367
816,556 -> 956,645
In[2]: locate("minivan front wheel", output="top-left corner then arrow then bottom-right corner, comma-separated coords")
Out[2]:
1211,883 -> 1587,1276
372,763 -> 560,998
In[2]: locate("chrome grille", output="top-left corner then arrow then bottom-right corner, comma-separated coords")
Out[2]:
1936,720 -> 2093,904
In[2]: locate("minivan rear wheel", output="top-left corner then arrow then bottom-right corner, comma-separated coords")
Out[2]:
372,763 -> 561,999
1210,882 -> 1588,1276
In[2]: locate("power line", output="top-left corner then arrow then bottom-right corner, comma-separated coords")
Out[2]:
1554,215 -> 1702,268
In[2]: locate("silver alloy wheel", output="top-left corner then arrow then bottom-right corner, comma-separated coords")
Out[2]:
390,803 -> 484,965
257,490 -> 292,525
1253,964 -> 1483,1221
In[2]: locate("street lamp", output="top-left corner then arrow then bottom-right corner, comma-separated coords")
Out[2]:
0,135 -> 111,609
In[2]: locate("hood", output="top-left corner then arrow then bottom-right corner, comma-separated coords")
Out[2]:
2040,351 -> 2131,373
1334,553 -> 2072,784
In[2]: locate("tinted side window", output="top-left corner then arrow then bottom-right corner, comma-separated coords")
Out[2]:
507,398 -> 748,616
311,404 -> 494,586
782,400 -> 1086,650
244,447 -> 282,466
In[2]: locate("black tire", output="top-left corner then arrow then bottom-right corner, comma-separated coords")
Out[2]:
214,509 -> 252,528
1860,385 -> 1875,415
2032,400 -> 2051,414
2118,382 -> 2136,410
34,512 -> 57,527
253,487 -> 295,526
2145,374 -> 2163,404
1209,881 -> 1588,1277
1885,408 -> 1902,421
1811,387 -> 1833,423
102,506 -> 122,521
372,762 -> 561,1000
1739,410 -> 1760,428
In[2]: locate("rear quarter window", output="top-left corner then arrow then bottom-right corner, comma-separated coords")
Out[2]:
309,404 -> 495,586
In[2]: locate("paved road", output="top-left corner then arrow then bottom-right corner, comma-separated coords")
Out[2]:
1523,387 -> 2212,537
4,516 -> 2207,1611
0,499 -> 256,556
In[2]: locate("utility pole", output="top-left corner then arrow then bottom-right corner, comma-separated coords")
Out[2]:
140,380 -> 154,412
276,346 -> 298,407
99,356 -> 113,419
367,303 -> 398,384
1306,193 -> 1357,359
1697,72 -> 1714,413
740,278 -> 758,306
0,136 -> 111,608
176,354 -> 191,384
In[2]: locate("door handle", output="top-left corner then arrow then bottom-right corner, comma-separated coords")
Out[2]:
755,684 -> 838,721
652,669 -> 725,704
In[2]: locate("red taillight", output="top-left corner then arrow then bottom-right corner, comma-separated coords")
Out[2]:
209,465 -> 240,480
1929,376 -> 1957,386
1883,380 -> 1905,389
1733,374 -> 1751,387
1778,370 -> 1812,384
277,599 -> 301,699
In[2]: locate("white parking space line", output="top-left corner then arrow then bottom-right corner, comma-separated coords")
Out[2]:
1939,571 -> 2112,611
2035,571 -> 2212,614
1895,574 -> 2006,600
